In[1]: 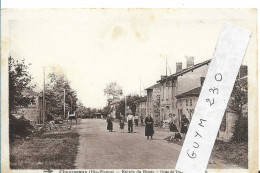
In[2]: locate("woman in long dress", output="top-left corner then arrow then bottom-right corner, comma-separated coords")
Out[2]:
107,115 -> 113,132
181,114 -> 189,139
169,114 -> 178,134
145,115 -> 154,140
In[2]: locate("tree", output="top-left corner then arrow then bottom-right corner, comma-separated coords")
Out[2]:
45,72 -> 78,120
115,94 -> 140,118
9,56 -> 34,113
76,102 -> 88,118
127,94 -> 140,115
228,69 -> 248,142
104,82 -> 123,99
9,57 -> 35,138
101,105 -> 111,118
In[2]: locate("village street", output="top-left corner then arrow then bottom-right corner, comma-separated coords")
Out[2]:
74,119 -> 241,169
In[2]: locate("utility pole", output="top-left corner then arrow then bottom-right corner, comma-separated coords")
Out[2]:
140,77 -> 142,97
43,67 -> 46,125
166,58 -> 168,76
125,95 -> 127,119
71,98 -> 72,113
64,89 -> 66,119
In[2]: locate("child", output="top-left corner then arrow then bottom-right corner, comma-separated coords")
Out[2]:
119,119 -> 125,133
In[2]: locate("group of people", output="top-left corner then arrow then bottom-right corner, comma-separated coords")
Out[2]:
106,113 -> 154,139
106,113 -> 190,140
169,113 -> 190,140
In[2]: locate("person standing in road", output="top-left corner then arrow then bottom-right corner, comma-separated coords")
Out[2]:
119,119 -> 125,133
169,113 -> 178,139
180,114 -> 190,139
140,115 -> 144,126
107,114 -> 113,132
127,112 -> 134,133
134,115 -> 139,126
145,114 -> 154,140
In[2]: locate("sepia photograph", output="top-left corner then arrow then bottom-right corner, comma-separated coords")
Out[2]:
1,9 -> 258,173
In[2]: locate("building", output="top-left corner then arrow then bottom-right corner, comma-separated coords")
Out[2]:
217,65 -> 248,141
175,86 -> 202,130
145,83 -> 161,123
173,62 -> 247,141
135,96 -> 147,120
14,89 -> 43,124
157,57 -> 211,125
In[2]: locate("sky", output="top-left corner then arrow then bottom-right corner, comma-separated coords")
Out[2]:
7,9 -> 257,108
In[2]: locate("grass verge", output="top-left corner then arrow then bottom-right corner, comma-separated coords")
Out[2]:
210,140 -> 248,168
10,129 -> 79,169
165,136 -> 247,168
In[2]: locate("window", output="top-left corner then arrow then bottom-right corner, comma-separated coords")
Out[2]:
186,99 -> 188,106
190,99 -> 192,106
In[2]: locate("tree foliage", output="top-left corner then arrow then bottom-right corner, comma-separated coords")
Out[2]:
104,82 -> 123,99
45,73 -> 78,120
9,57 -> 35,138
115,94 -> 140,118
228,73 -> 248,142
9,56 -> 34,113
76,105 -> 97,119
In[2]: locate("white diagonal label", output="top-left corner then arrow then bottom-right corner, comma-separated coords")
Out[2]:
175,24 -> 251,173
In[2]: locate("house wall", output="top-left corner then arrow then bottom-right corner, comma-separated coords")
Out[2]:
147,90 -> 153,117
176,97 -> 198,130
159,64 -> 209,122
146,86 -> 161,122
140,102 -> 146,118
158,62 -> 246,141
177,96 -> 238,141
217,112 -> 238,141
160,80 -> 178,120
14,96 -> 42,124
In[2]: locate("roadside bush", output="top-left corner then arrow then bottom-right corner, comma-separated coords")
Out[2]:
232,115 -> 248,142
9,114 -> 34,140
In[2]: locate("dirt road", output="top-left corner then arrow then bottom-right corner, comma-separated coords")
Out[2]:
75,119 -> 240,169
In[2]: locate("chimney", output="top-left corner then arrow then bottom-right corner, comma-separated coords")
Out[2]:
176,62 -> 182,72
186,56 -> 194,68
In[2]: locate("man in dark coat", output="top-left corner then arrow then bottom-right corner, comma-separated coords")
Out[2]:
145,114 -> 154,139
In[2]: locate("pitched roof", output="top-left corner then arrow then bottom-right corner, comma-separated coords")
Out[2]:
157,59 -> 211,83
176,86 -> 202,99
145,83 -> 160,90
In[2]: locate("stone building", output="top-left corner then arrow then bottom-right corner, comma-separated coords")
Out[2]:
145,83 -> 161,123
157,57 -> 210,124
135,96 -> 147,120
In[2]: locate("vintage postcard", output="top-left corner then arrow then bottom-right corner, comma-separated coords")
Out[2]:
1,9 -> 258,173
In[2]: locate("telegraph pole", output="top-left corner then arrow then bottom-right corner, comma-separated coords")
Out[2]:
71,98 -> 73,113
125,95 -> 127,119
140,77 -> 141,97
43,67 -> 46,125
166,58 -> 168,76
64,89 -> 66,119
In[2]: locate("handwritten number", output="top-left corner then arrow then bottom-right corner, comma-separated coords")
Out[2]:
215,73 -> 222,82
206,98 -> 214,106
209,87 -> 219,94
